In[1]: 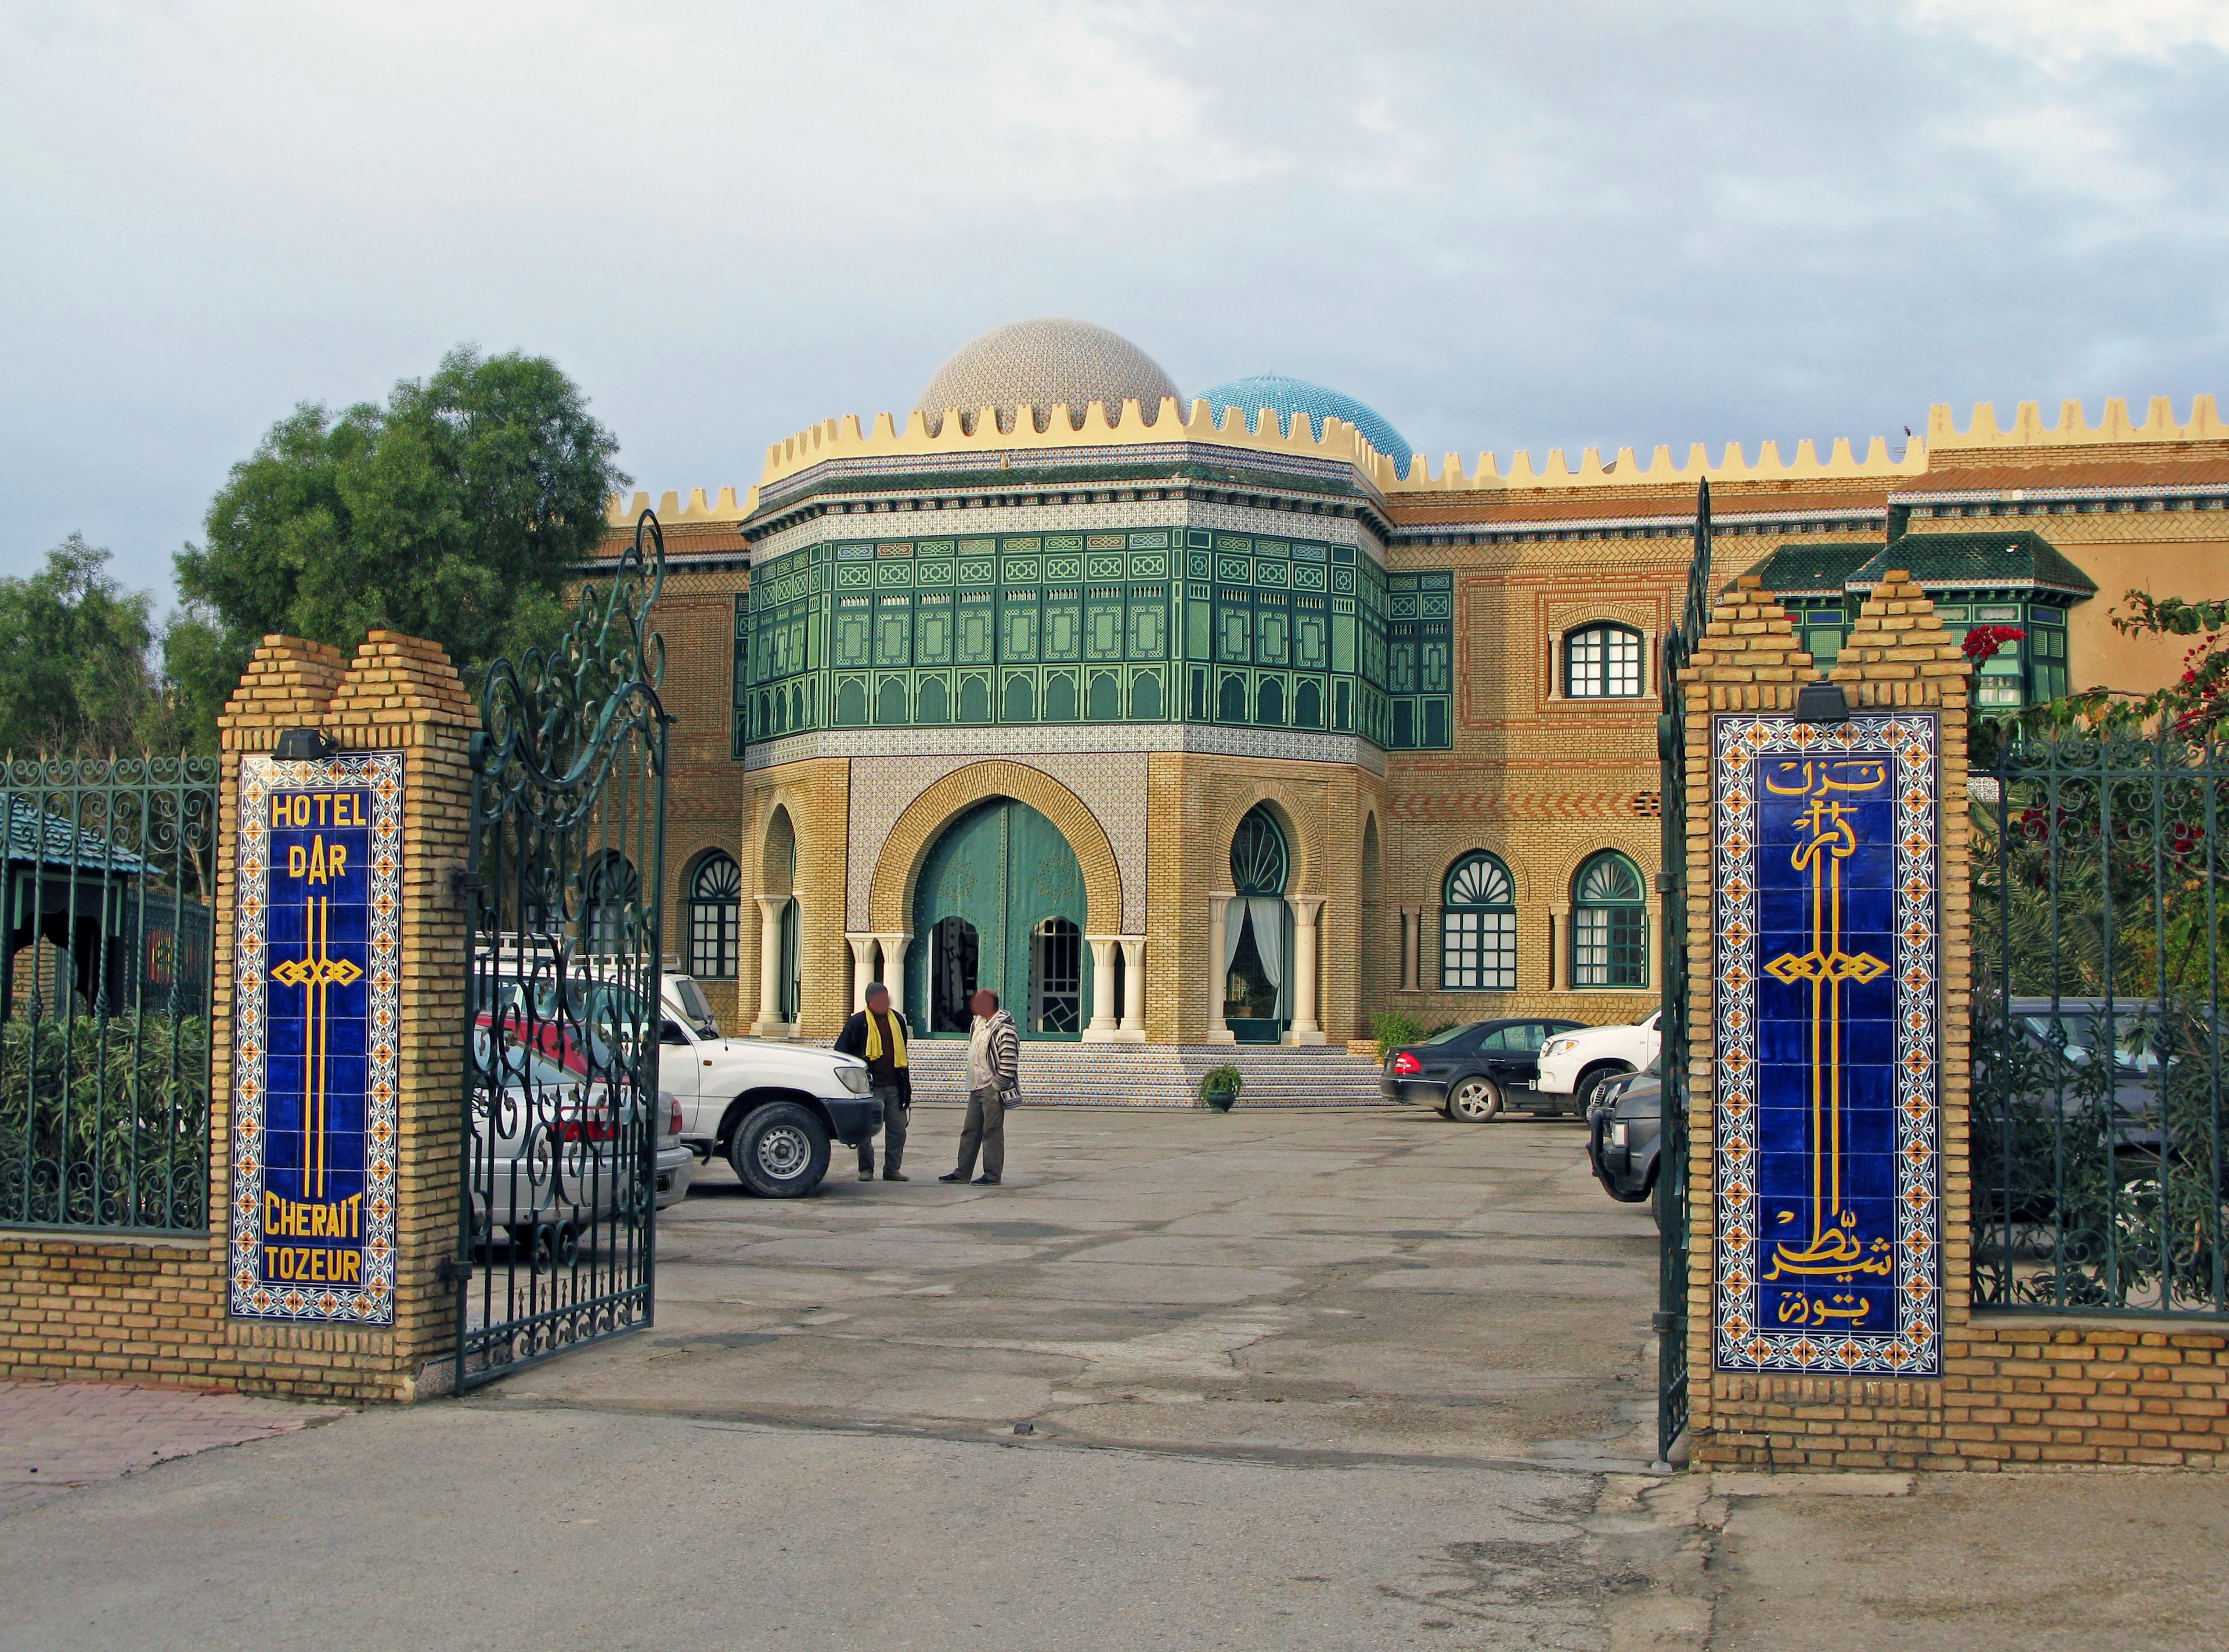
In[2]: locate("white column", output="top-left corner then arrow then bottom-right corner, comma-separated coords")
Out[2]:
1207,893 -> 1235,1043
1398,904 -> 1421,991
877,932 -> 911,1013
1287,896 -> 1325,1044
1118,937 -> 1146,1039
1083,935 -> 1121,1040
846,934 -> 879,1013
753,894 -> 790,1036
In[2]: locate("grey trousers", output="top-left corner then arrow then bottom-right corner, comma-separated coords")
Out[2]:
954,1084 -> 1007,1181
859,1084 -> 907,1174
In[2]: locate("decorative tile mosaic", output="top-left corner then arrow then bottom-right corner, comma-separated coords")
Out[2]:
1711,713 -> 1942,1377
229,752 -> 403,1325
843,751 -> 1151,932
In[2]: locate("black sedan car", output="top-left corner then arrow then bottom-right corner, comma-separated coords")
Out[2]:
1381,1017 -> 1586,1121
1586,1059 -> 1661,1203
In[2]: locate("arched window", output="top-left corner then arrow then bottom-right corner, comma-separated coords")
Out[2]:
688,853 -> 742,980
1571,851 -> 1647,987
1441,852 -> 1516,991
1565,624 -> 1645,698
580,853 -> 641,957
1230,806 -> 1289,896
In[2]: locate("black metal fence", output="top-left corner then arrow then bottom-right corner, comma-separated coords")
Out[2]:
1974,729 -> 2229,1316
0,756 -> 218,1232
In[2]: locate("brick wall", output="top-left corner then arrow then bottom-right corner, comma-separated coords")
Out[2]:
1704,1320 -> 2229,1470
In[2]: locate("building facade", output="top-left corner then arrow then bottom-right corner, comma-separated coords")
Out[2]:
601,318 -> 2229,1053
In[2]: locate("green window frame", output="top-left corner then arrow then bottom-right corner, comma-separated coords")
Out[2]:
1441,852 -> 1516,991
1572,851 -> 1647,988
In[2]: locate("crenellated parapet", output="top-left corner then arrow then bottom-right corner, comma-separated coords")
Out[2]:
614,387 -> 2229,525
1927,394 -> 2227,449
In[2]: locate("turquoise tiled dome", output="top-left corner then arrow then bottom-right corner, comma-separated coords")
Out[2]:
1194,373 -> 1415,476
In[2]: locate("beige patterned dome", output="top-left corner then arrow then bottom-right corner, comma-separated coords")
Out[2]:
915,318 -> 1181,436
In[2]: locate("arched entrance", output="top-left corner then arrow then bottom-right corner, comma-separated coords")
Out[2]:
909,796 -> 1090,1038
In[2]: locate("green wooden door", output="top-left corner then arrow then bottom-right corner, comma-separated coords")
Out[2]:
910,796 -> 1089,1038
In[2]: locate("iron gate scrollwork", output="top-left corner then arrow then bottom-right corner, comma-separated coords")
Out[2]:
455,511 -> 670,1390
1653,481 -> 1711,1463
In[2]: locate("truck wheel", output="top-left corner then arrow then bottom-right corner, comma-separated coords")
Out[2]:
1574,1065 -> 1631,1112
730,1102 -> 830,1198
1449,1076 -> 1502,1121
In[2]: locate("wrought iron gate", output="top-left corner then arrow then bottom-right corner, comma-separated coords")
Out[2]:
1654,482 -> 1712,1462
454,512 -> 670,1390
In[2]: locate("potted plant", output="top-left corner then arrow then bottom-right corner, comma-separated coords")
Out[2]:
1199,1063 -> 1243,1112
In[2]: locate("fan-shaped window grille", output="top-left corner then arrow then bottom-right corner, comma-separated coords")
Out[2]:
1571,851 -> 1647,987
688,853 -> 742,980
583,853 -> 640,957
1230,806 -> 1289,896
1565,625 -> 1645,698
1441,852 -> 1516,991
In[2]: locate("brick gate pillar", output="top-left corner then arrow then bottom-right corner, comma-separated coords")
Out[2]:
214,629 -> 477,1401
1679,571 -> 1973,1469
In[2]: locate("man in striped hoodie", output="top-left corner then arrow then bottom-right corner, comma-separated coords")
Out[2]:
939,988 -> 1019,1186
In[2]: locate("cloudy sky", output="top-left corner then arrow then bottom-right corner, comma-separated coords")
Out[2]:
5,0 -> 2228,598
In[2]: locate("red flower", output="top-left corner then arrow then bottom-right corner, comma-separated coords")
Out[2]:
1963,625 -> 2026,664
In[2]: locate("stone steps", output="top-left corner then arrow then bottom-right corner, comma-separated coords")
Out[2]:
895,1040 -> 1393,1109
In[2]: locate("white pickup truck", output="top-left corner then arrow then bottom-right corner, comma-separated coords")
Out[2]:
1535,1011 -> 1662,1110
479,953 -> 875,1199
655,974 -> 879,1197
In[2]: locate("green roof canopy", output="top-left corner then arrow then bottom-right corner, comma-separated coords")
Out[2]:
1849,531 -> 2097,597
1744,542 -> 1881,598
3,797 -> 149,875
1747,530 -> 2096,603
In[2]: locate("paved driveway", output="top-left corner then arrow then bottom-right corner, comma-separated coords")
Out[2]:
514,1100 -> 1664,1467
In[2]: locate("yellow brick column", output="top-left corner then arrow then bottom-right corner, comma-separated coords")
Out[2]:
214,630 -> 477,1401
1680,571 -> 1972,1470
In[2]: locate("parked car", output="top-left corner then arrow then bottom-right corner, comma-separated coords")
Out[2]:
468,1016 -> 636,1256
1586,1058 -> 1661,1204
475,947 -> 879,1197
1981,997 -> 2178,1212
1381,1016 -> 1586,1120
652,1090 -> 694,1210
1537,1011 -> 1661,1110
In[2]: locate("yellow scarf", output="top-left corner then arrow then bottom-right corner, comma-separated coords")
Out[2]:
864,1009 -> 908,1069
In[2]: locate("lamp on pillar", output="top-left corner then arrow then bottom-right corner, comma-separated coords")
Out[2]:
274,726 -> 338,762
1795,677 -> 1851,724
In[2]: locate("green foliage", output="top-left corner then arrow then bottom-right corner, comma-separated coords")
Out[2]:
0,535 -> 165,755
0,1011 -> 210,1231
1199,1063 -> 1243,1110
1372,1010 -> 1425,1050
176,346 -> 629,733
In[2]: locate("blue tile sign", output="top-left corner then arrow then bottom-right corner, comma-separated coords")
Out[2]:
1712,713 -> 1941,1376
229,752 -> 403,1323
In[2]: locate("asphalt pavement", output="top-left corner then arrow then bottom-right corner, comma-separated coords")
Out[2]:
3,1102 -> 2224,1650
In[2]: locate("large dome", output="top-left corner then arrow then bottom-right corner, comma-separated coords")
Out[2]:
916,318 -> 1181,436
1194,372 -> 1415,476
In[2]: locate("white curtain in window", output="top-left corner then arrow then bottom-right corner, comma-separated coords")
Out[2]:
1246,897 -> 1284,993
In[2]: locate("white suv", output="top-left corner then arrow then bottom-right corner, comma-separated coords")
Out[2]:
478,950 -> 876,1199
655,974 -> 879,1197
1536,1011 -> 1662,1109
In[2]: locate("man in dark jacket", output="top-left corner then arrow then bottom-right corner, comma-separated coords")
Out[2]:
832,983 -> 911,1182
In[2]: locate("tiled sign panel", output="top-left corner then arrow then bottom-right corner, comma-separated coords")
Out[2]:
229,752 -> 403,1323
1712,713 -> 1942,1377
